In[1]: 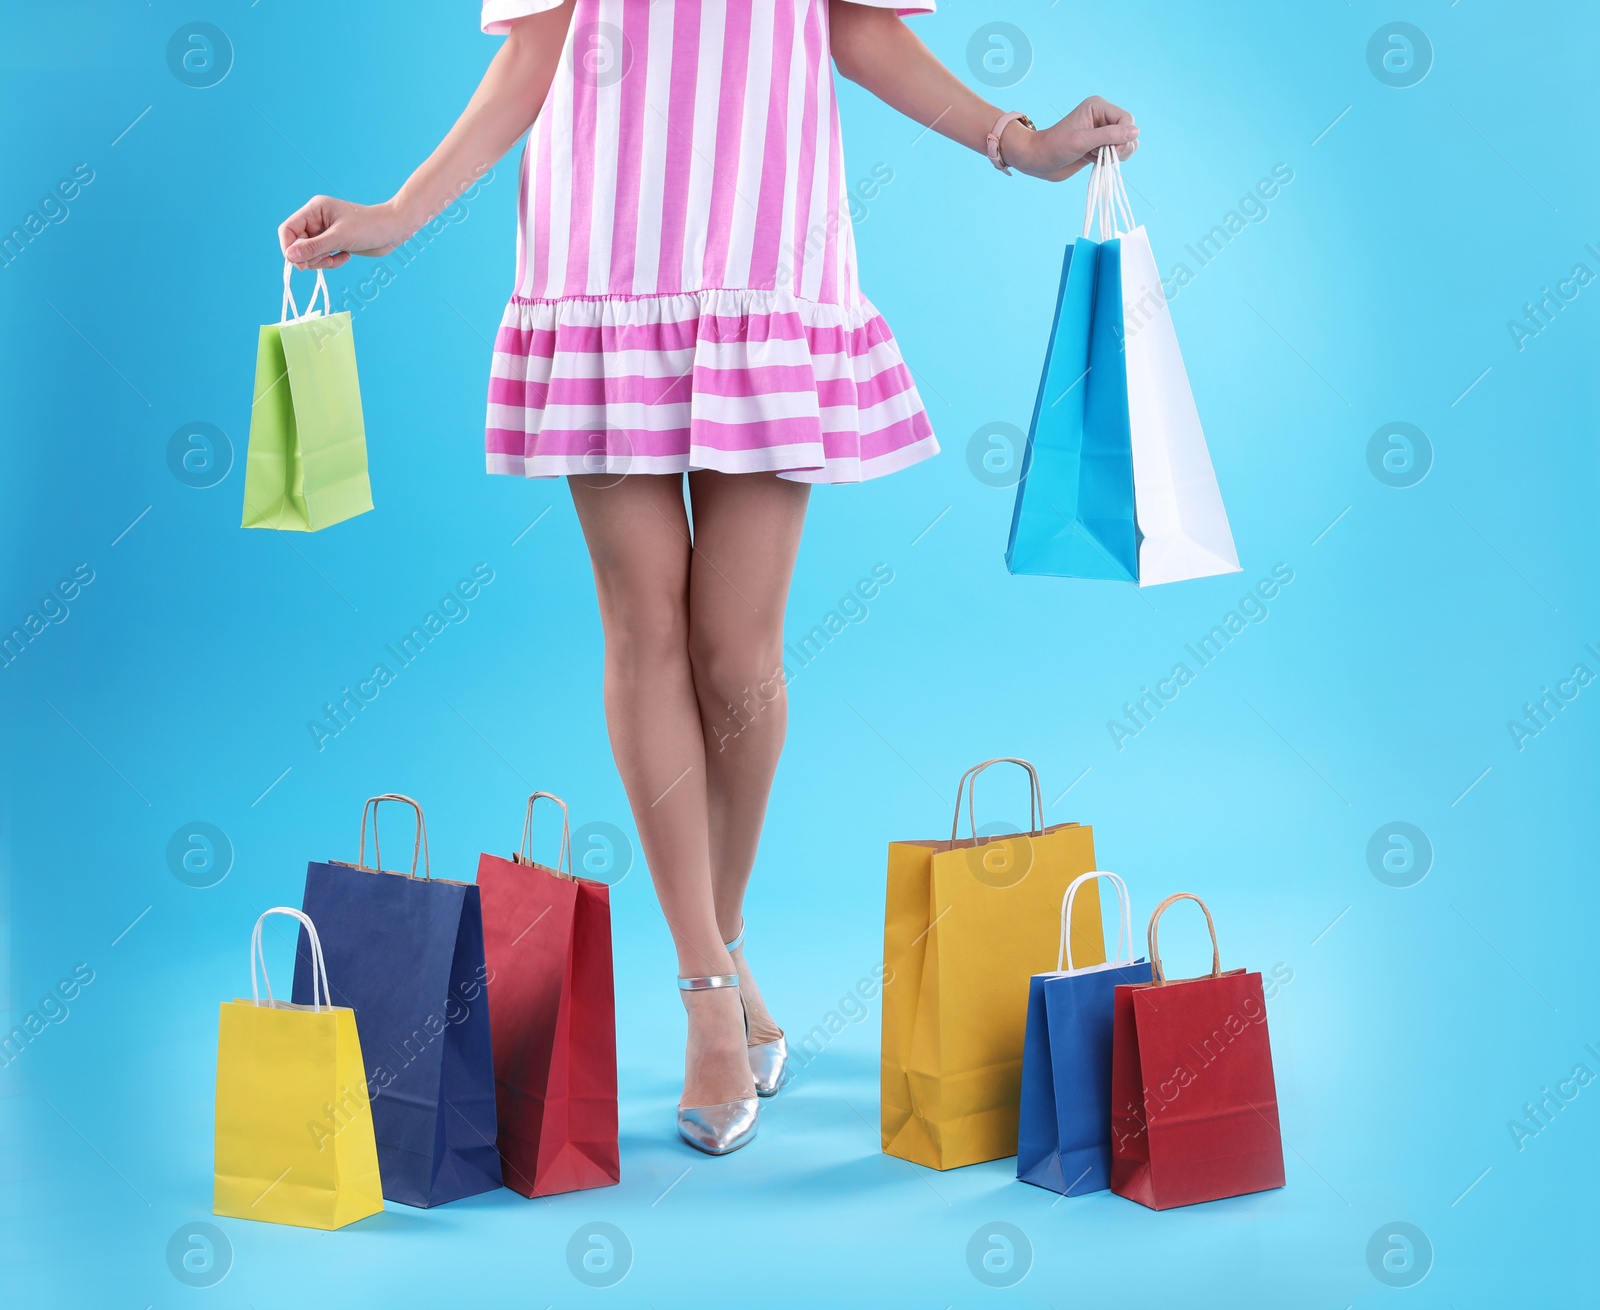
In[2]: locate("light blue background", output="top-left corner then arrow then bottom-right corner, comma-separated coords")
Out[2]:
3,1 -> 1597,1305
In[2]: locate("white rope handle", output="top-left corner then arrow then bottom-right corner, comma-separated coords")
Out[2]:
281,259 -> 331,324
1081,151 -> 1106,240
250,907 -> 331,1010
520,791 -> 573,877
1104,148 -> 1136,232
1056,871 -> 1134,972
1080,147 -> 1137,241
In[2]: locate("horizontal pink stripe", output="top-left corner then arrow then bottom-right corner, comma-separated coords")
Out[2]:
489,363 -> 824,409
489,438 -> 941,485
688,415 -> 823,451
815,364 -> 915,411
488,401 -> 930,453
489,418 -> 825,456
487,406 -> 932,461
487,355 -> 914,409
850,410 -> 935,460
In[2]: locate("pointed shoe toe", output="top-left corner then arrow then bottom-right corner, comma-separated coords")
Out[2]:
677,1098 -> 760,1155
748,1035 -> 789,1098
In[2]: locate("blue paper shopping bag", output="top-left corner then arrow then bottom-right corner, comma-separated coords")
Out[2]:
1011,235 -> 1139,579
1006,171 -> 1139,579
1017,872 -> 1152,1196
291,795 -> 502,1208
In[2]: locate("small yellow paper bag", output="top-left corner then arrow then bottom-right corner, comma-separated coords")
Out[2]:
213,908 -> 383,1229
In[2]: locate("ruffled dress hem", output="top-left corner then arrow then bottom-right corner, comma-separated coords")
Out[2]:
485,287 -> 939,485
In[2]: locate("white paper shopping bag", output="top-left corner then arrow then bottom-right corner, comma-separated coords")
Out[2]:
1092,151 -> 1241,587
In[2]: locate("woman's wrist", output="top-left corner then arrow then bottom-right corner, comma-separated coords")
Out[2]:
383,192 -> 426,244
995,118 -> 1041,177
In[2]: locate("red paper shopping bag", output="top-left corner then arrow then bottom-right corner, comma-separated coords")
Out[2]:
1110,893 -> 1285,1209
478,792 -> 619,1197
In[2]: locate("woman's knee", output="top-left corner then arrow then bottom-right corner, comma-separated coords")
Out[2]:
600,587 -> 690,668
688,633 -> 787,711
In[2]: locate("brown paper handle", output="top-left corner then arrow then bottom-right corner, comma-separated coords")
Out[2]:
949,758 -> 1044,842
1146,892 -> 1221,984
358,794 -> 430,880
519,792 -> 573,878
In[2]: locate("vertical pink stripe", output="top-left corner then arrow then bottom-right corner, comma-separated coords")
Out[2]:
607,2 -> 651,294
699,4 -> 754,287
564,25 -> 601,296
818,75 -> 842,304
531,109 -> 552,297
654,4 -> 702,296
746,0 -> 796,290
788,0 -> 823,296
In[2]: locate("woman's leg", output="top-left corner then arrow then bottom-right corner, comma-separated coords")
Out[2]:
685,470 -> 811,1045
568,473 -> 754,1108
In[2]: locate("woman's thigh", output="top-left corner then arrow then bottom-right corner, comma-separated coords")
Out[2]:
568,473 -> 694,644
684,471 -> 810,655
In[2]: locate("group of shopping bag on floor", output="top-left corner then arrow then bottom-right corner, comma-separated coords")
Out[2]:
881,759 -> 1285,1209
213,759 -> 1284,1229
213,793 -> 617,1229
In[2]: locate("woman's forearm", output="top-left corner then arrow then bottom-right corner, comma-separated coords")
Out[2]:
828,1 -> 1137,184
830,3 -> 999,156
389,6 -> 573,234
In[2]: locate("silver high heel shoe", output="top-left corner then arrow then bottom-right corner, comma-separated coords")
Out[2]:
676,971 -> 760,1156
725,924 -> 788,1098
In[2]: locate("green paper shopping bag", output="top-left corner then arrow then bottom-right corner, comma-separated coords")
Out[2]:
242,261 -> 373,532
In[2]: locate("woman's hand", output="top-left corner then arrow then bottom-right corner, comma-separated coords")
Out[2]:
1005,96 -> 1139,183
279,197 -> 411,271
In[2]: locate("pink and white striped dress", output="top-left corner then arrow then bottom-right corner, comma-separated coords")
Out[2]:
481,0 -> 939,483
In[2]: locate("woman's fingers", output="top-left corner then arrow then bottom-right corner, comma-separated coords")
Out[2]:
1094,99 -> 1138,159
1091,99 -> 1137,160
1070,119 -> 1139,159
294,248 -> 352,271
279,197 -> 329,246
1092,97 -> 1133,129
284,227 -> 347,269
278,196 -> 346,267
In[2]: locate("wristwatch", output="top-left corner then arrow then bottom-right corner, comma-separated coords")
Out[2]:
986,111 -> 1037,175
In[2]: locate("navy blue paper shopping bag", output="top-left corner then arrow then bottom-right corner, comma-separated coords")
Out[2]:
1006,166 -> 1139,580
1017,872 -> 1152,1196
292,794 -> 502,1208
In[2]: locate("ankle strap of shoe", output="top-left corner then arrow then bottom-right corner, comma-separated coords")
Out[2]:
723,921 -> 745,953
678,973 -> 739,991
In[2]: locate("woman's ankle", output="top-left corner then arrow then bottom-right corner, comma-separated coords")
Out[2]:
679,986 -> 756,1106
727,943 -> 783,1045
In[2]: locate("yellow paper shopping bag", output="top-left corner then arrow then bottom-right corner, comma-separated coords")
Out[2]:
213,908 -> 383,1229
882,759 -> 1104,1170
